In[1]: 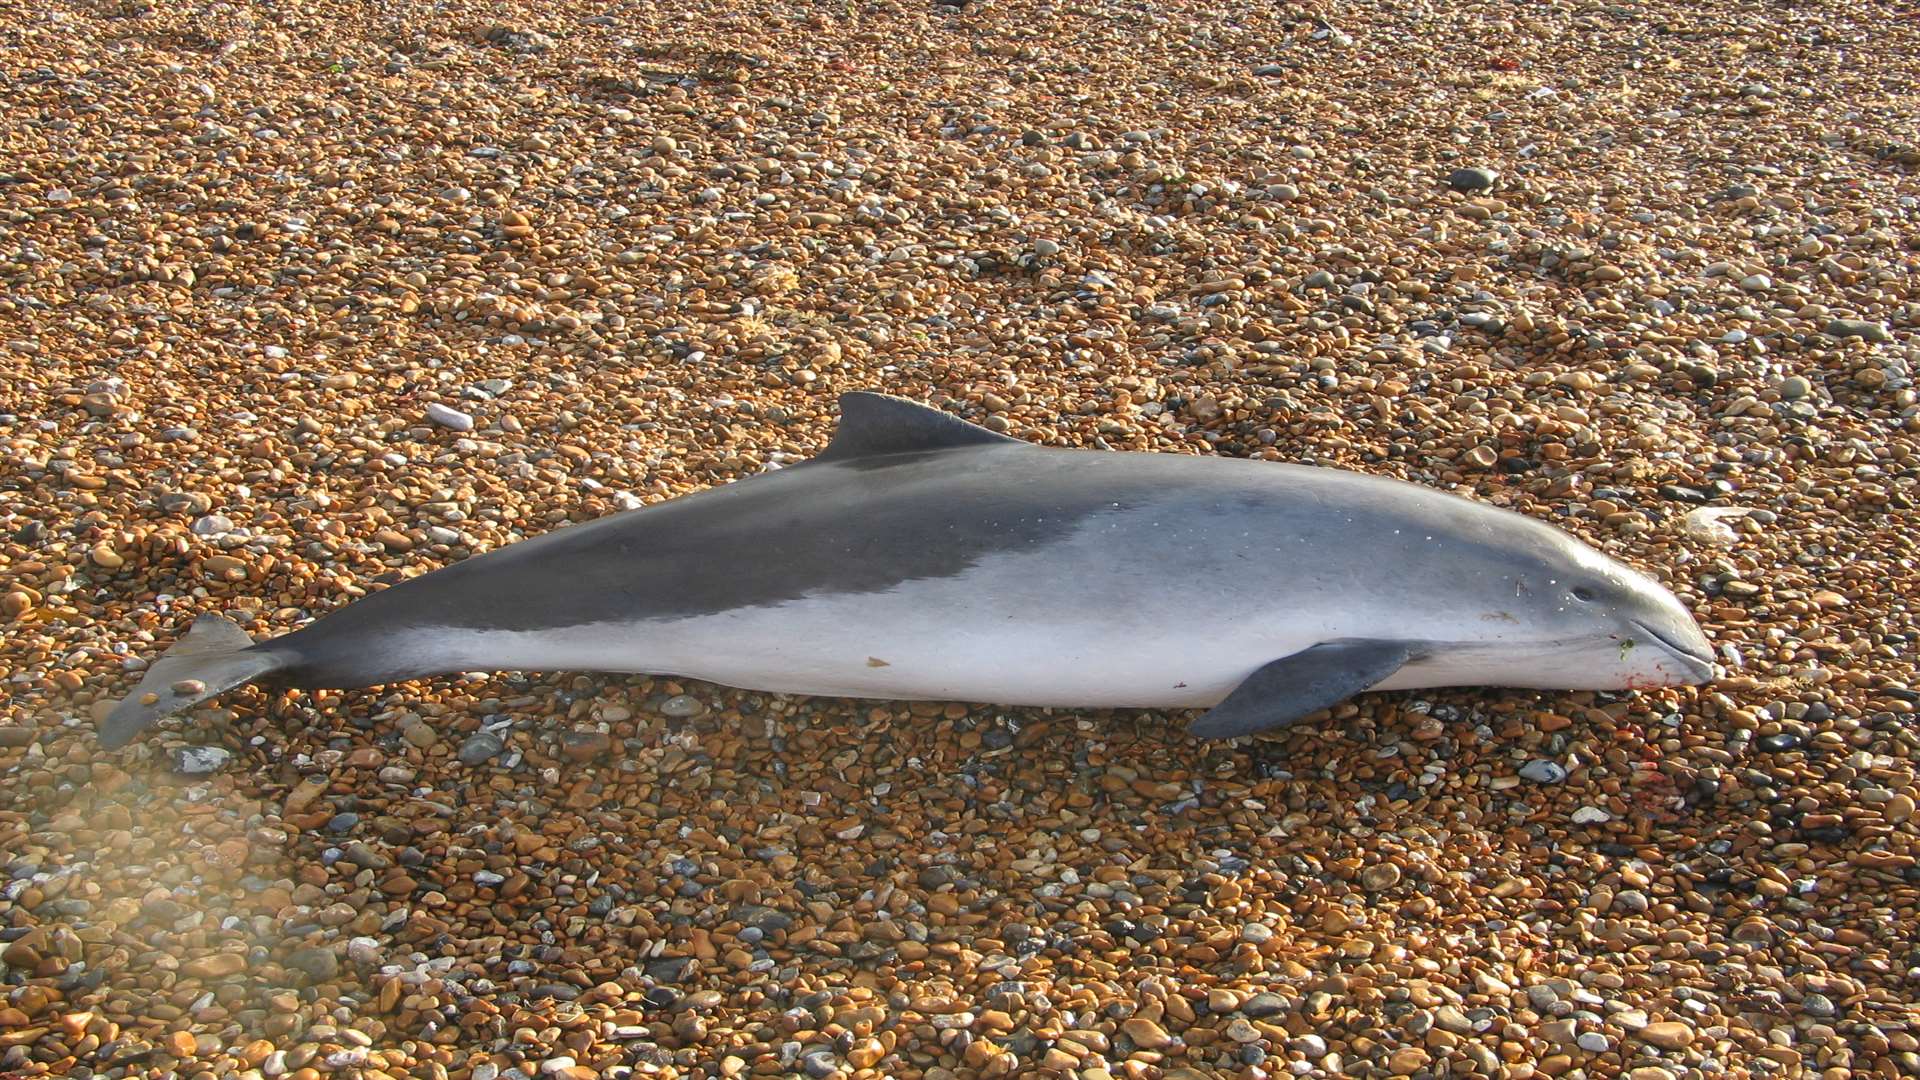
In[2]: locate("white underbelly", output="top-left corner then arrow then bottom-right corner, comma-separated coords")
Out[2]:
425,592 -> 1317,709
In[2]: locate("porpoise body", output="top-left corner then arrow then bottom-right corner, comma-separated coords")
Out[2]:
99,392 -> 1715,748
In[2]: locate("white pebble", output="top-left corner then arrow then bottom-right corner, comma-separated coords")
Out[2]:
426,402 -> 475,431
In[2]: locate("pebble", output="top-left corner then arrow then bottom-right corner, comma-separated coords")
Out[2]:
562,731 -> 612,762
1825,318 -> 1893,342
1447,167 -> 1499,191
425,402 -> 476,431
170,746 -> 234,775
457,731 -> 506,764
400,719 -> 441,749
1519,759 -> 1567,784
1360,863 -> 1402,890
192,514 -> 236,537
1638,1021 -> 1696,1050
287,947 -> 339,980
1291,1034 -> 1328,1058
1122,1017 -> 1173,1049
660,694 -> 707,718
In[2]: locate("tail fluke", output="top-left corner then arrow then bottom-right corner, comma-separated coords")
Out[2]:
99,614 -> 287,749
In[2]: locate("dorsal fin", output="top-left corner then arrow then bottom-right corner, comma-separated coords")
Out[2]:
817,392 -> 1023,462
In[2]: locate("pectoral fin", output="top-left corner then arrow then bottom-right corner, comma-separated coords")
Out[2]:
1187,640 -> 1416,739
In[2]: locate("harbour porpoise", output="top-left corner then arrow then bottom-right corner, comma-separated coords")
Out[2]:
98,391 -> 1714,748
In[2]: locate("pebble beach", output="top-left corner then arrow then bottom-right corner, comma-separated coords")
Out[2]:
3,0 -> 1919,1075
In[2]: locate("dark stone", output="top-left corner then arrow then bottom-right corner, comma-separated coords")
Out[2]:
287,947 -> 340,981
1447,166 -> 1499,191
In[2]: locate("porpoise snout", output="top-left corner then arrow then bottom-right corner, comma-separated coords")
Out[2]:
1629,613 -> 1716,686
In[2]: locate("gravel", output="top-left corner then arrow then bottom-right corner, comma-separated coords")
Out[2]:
1,0 -> 1918,1077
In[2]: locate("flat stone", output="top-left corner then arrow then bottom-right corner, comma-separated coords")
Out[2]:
1637,1021 -> 1695,1050
457,731 -> 506,764
426,402 -> 475,431
1447,166 -> 1499,191
1825,318 -> 1892,342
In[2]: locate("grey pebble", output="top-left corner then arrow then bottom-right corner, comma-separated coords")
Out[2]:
191,514 -> 236,537
1242,991 -> 1289,1018
457,732 -> 506,765
1447,166 -> 1499,192
660,694 -> 706,718
1825,318 -> 1892,343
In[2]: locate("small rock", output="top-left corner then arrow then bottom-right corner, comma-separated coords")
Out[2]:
426,402 -> 475,431
400,720 -> 440,749
1387,1047 -> 1430,1075
846,1039 -> 884,1069
192,514 -> 236,537
1241,992 -> 1288,1018
1121,1017 -> 1173,1049
457,732 -> 506,764
159,491 -> 214,515
287,947 -> 339,981
181,953 -> 248,979
1447,167 -> 1499,192
1519,759 -> 1567,784
562,731 -> 612,762
1540,1018 -> 1577,1045
1825,318 -> 1892,342
170,746 -> 235,776
1360,863 -> 1402,890
660,694 -> 706,718
2,938 -> 42,969
1571,806 -> 1612,825
1638,1021 -> 1695,1051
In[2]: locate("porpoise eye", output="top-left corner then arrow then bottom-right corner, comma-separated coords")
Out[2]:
1571,586 -> 1597,602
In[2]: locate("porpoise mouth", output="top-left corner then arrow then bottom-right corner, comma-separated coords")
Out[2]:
1632,620 -> 1715,666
